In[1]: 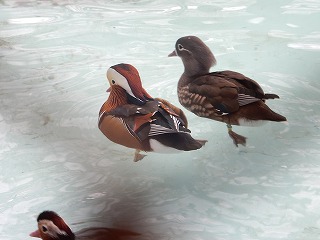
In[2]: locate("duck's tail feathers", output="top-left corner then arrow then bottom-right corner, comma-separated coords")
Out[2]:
264,93 -> 280,99
152,133 -> 207,151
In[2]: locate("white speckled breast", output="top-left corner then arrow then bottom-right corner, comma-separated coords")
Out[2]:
178,86 -> 220,118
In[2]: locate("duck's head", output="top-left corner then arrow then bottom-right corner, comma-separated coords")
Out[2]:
30,211 -> 75,240
169,36 -> 216,76
106,63 -> 153,105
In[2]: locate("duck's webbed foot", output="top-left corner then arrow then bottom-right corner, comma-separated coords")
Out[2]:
227,124 -> 247,147
134,149 -> 147,162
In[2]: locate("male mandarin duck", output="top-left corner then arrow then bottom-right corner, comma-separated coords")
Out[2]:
168,36 -> 287,146
30,211 -> 140,240
98,63 -> 206,161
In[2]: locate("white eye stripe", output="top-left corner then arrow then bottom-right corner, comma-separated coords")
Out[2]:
106,68 -> 135,97
177,44 -> 192,54
38,220 -> 68,237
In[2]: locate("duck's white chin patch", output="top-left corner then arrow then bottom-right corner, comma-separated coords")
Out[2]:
238,118 -> 266,127
149,139 -> 181,153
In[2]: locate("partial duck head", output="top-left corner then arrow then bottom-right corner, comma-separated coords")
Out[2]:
169,36 -> 216,76
107,63 -> 153,106
30,211 -> 75,240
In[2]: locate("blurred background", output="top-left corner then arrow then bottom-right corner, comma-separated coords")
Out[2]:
0,0 -> 319,239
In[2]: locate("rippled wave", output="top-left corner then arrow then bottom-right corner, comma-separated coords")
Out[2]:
1,0 -> 320,239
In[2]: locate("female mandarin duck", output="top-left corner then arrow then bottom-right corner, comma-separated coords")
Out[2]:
98,63 -> 206,161
30,211 -> 140,240
169,36 -> 287,146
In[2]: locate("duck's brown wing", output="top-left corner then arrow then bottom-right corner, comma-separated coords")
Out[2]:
106,101 -> 159,117
212,71 -> 280,100
155,97 -> 189,127
188,71 -> 275,114
105,100 -> 191,142
104,102 -> 157,142
188,74 -> 241,114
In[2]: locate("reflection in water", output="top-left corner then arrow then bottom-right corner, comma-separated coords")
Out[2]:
0,0 -> 320,239
30,210 -> 141,240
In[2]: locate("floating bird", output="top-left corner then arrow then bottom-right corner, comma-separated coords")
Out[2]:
30,210 -> 140,240
169,36 -> 286,146
98,63 -> 206,161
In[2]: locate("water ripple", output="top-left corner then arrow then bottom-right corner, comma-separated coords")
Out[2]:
0,28 -> 34,38
8,16 -> 60,25
282,0 -> 320,14
1,0 -> 320,239
288,42 -> 320,51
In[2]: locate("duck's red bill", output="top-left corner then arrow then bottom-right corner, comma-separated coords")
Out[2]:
30,230 -> 41,238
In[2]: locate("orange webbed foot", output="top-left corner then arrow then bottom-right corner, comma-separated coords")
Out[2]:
227,124 -> 247,147
134,149 -> 147,162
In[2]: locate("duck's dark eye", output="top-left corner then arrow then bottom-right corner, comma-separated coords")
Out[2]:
178,44 -> 184,51
111,79 -> 115,84
42,226 -> 48,232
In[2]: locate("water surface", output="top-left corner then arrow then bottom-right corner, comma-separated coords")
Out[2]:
0,0 -> 320,239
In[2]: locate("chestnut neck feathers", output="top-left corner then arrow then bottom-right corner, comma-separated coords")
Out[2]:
99,85 -> 128,114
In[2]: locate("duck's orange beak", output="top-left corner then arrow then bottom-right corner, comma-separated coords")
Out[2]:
30,229 -> 41,238
168,50 -> 177,57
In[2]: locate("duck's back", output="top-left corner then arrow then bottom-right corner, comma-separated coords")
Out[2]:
76,227 -> 140,240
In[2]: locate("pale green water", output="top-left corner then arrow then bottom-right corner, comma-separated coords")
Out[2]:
0,0 -> 320,239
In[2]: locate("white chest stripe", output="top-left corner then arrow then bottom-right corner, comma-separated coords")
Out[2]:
98,110 -> 106,123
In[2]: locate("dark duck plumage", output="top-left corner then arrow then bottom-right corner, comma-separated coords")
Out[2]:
98,63 -> 206,161
169,36 -> 287,146
30,211 -> 140,240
